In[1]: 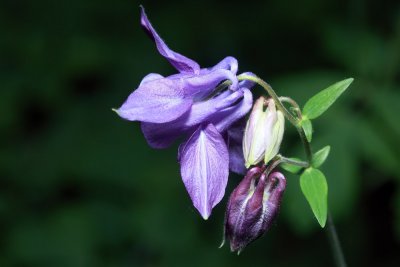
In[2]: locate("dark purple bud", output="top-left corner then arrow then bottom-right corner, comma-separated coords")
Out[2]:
222,168 -> 286,253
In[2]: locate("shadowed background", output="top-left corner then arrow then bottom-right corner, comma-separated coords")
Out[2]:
1,0 -> 400,266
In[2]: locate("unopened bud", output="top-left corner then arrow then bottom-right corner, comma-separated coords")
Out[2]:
221,167 -> 286,253
243,97 -> 285,168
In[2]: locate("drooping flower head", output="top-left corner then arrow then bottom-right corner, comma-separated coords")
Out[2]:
114,6 -> 254,219
222,167 -> 286,253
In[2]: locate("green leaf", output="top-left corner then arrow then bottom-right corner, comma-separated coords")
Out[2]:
301,119 -> 313,142
300,168 -> 328,227
281,158 -> 303,174
302,78 -> 354,120
311,146 -> 331,168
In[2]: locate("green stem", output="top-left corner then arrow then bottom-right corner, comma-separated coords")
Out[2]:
206,80 -> 231,100
264,157 -> 282,176
298,126 -> 313,162
279,155 -> 309,168
279,96 -> 302,119
237,74 -> 298,126
327,213 -> 347,267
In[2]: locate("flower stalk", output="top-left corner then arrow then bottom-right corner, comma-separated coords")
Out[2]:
237,74 -> 298,126
327,213 -> 347,267
237,73 -> 346,267
279,96 -> 302,119
279,155 -> 309,168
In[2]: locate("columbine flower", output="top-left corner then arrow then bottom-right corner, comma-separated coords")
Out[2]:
243,96 -> 285,168
222,167 -> 286,253
114,7 -> 254,219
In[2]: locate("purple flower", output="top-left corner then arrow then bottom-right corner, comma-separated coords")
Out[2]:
115,7 -> 254,219
222,167 -> 286,253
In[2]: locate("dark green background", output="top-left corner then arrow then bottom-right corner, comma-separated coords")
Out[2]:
1,0 -> 399,266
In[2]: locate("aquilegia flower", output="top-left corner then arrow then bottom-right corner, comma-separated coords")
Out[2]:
222,167 -> 286,253
114,7 -> 254,219
115,5 -> 351,256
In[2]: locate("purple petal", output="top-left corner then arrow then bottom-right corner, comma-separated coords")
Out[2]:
140,6 -> 200,74
139,73 -> 164,85
116,77 -> 193,123
227,119 -> 246,142
182,68 -> 239,97
117,67 -> 240,126
142,89 -> 245,148
212,88 -> 253,132
141,121 -> 183,149
180,124 -> 229,219
210,56 -> 238,74
227,120 -> 247,174
229,143 -> 246,175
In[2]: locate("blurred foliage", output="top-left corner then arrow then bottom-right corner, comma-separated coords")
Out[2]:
1,0 -> 399,266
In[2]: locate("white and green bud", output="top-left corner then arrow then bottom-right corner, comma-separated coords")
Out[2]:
243,97 -> 285,168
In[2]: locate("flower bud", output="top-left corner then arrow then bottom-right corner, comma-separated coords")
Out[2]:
221,167 -> 286,253
243,97 -> 285,168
